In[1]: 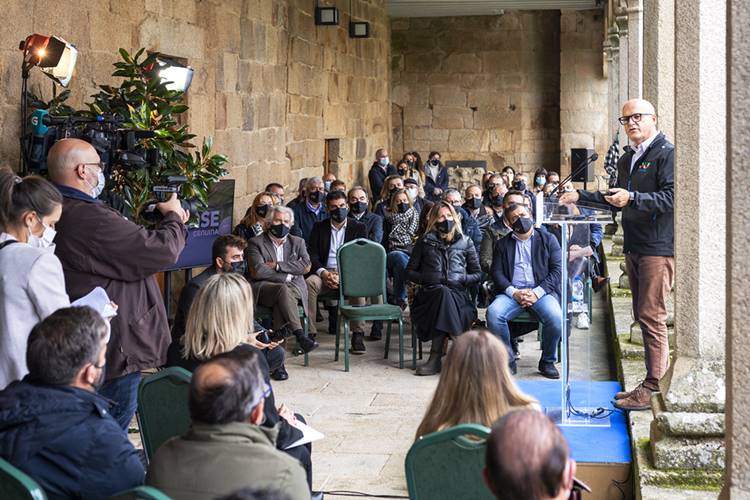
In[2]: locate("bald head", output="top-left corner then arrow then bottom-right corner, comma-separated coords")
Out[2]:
621,99 -> 658,145
47,139 -> 102,195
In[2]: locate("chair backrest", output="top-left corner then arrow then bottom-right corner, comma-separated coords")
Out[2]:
337,238 -> 387,300
0,458 -> 46,500
110,486 -> 172,500
137,367 -> 192,460
405,424 -> 495,500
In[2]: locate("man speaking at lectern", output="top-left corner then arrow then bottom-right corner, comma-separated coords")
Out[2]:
560,98 -> 674,411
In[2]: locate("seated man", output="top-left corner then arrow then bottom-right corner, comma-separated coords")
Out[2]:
146,349 -> 310,500
305,191 -> 367,352
479,190 -> 529,275
347,185 -> 384,244
246,206 -> 319,361
285,178 -> 307,210
0,307 -> 144,497
265,182 -> 286,205
486,204 -> 562,379
484,410 -> 587,500
291,177 -> 327,242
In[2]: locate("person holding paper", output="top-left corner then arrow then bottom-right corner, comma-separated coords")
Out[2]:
0,167 -> 69,389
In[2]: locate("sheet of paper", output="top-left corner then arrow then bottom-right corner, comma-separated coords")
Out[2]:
284,420 -> 324,450
72,287 -> 117,319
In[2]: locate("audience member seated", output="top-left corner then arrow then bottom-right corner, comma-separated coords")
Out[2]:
500,166 -> 516,190
49,138 -> 188,430
347,186 -> 384,244
383,188 -> 419,310
405,177 -> 431,216
533,167 -> 548,194
291,176 -> 327,242
368,148 -> 398,201
398,155 -> 425,195
305,192 -> 368,351
0,167 -> 69,389
246,205 -> 319,358
423,151 -> 449,202
482,174 -> 506,206
484,410 -> 585,500
486,204 -> 562,379
147,348 -> 310,500
322,172 -> 336,192
548,170 -> 560,186
330,179 -> 346,193
512,171 -> 535,208
234,191 -> 276,241
463,184 -> 494,230
443,188 -> 482,255
0,307 -> 144,498
285,178 -> 307,210
415,329 -> 537,438
406,202 -> 481,376
374,174 -> 404,216
479,190 -> 527,275
265,182 -> 286,205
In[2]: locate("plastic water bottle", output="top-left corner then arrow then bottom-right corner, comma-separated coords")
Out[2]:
572,276 -> 585,312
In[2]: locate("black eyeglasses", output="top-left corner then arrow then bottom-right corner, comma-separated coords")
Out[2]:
78,162 -> 104,170
618,113 -> 653,125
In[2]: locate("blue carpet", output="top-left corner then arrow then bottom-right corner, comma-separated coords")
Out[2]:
517,380 -> 631,464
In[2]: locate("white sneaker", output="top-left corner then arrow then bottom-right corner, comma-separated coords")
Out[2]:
576,312 -> 590,330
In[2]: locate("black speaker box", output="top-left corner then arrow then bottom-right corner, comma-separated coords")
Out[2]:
571,148 -> 595,182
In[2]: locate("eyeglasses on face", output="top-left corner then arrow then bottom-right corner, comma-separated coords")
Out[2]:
618,113 -> 653,125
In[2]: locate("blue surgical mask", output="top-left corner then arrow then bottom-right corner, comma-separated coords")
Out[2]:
379,157 -> 389,166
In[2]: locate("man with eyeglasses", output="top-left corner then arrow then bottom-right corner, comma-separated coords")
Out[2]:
47,138 -> 189,429
560,99 -> 674,411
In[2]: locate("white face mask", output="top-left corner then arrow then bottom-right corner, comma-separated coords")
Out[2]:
86,167 -> 105,198
406,187 -> 418,200
27,217 -> 56,250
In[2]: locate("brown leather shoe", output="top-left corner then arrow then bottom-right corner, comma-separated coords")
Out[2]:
613,385 -> 652,411
614,383 -> 642,400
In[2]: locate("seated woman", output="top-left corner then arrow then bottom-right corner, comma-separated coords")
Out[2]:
233,191 -> 277,241
373,174 -> 405,217
406,202 -> 481,376
415,329 -> 538,438
165,273 -> 313,489
383,188 -> 419,310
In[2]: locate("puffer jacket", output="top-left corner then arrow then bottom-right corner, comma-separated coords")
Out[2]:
406,231 -> 481,288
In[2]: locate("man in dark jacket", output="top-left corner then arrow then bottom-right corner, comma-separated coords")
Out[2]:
291,176 -> 327,242
368,148 -> 397,200
561,98 -> 674,411
486,204 -> 562,379
48,139 -> 188,430
0,307 -> 145,498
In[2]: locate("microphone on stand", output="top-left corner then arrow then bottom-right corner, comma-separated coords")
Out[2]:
553,152 -> 599,198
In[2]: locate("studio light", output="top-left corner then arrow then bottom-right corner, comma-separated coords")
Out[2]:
19,34 -> 78,87
157,58 -> 194,92
315,6 -> 339,25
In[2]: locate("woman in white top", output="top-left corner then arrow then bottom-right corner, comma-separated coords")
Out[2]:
0,167 -> 69,388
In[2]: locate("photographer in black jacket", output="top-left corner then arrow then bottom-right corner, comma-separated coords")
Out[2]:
561,98 -> 674,411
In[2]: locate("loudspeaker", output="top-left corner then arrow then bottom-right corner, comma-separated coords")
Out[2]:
571,148 -> 595,182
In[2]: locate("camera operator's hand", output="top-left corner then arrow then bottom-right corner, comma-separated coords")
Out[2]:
156,193 -> 190,224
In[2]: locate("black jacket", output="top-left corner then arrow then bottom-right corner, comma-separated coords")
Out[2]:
291,202 -> 328,242
368,162 -> 398,200
0,379 -> 145,499
578,132 -> 674,256
171,266 -> 217,342
349,211 -> 384,244
308,219 -> 367,272
406,232 -> 481,288
491,229 -> 562,302
424,165 -> 450,202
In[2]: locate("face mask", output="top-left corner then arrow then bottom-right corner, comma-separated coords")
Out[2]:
350,201 -> 368,214
269,223 -> 290,239
379,157 -> 389,166
324,181 -> 332,191
535,176 -> 546,186
431,159 -> 440,167
27,217 -> 56,249
255,204 -> 270,218
513,181 -> 527,192
469,198 -> 482,209
389,186 -> 399,194
437,219 -> 454,234
309,190 -> 324,204
330,207 -> 348,223
397,202 -> 410,214
491,195 -> 504,207
485,183 -> 495,192
406,187 -> 418,200
228,260 -> 247,275
512,216 -> 534,234
86,167 -> 105,198
407,160 -> 415,168
398,167 -> 407,175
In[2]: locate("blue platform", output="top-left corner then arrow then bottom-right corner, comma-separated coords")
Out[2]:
517,380 -> 631,464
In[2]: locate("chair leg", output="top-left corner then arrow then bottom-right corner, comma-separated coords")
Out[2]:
334,315 -> 341,362
343,319 -> 350,372
398,318 -> 404,369
302,313 -> 309,367
419,340 -> 423,359
411,324 -> 417,370
384,321 -> 392,359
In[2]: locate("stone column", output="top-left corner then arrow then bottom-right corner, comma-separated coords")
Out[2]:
649,0 -> 726,478
615,3 -> 630,105
722,0 -> 750,496
626,0 -> 643,98
642,0 -> 675,140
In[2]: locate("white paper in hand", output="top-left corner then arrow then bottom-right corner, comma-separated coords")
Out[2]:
72,287 -> 117,319
284,420 -> 324,450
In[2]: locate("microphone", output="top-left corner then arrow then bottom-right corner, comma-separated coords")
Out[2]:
553,152 -> 599,197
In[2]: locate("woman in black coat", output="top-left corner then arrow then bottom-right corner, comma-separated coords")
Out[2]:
406,201 -> 482,376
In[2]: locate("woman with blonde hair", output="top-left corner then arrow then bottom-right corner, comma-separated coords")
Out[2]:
415,329 -> 538,438
406,201 -> 481,375
233,191 -> 277,241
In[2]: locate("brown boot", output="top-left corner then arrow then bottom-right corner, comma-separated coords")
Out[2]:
613,385 -> 653,411
614,383 -> 642,400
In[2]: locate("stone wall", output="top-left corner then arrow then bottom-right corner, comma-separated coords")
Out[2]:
390,12 -> 561,177
0,0 -> 391,223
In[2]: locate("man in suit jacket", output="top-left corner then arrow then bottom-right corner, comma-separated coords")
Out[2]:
347,186 -> 383,244
305,191 -> 368,352
486,203 -> 562,379
246,206 -> 319,360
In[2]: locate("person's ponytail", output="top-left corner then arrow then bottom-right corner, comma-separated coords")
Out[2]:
0,166 -> 62,231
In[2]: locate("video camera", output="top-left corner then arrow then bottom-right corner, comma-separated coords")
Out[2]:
139,175 -> 200,223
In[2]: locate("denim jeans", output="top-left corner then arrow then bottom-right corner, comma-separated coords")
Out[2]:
99,372 -> 142,430
486,293 -> 562,364
386,250 -> 410,303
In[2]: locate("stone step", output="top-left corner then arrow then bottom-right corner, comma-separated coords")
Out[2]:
653,411 -> 724,438
650,434 -> 725,470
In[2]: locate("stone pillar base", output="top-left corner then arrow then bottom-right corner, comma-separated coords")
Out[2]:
659,356 -> 725,413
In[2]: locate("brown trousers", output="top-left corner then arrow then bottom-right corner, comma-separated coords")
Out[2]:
305,273 -> 366,334
625,254 -> 675,391
255,282 -> 303,331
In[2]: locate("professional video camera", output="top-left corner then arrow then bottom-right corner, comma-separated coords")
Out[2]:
139,175 -> 200,223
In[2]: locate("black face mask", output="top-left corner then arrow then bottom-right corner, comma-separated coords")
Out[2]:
407,160 -> 415,168
491,195 -> 504,207
431,159 -> 440,167
437,219 -> 454,234
269,223 -> 290,239
398,167 -> 407,175
513,181 -> 527,192
255,204 -> 270,218
485,183 -> 495,192
468,198 -> 482,209
512,216 -> 534,234
350,201 -> 368,214
309,191 -> 324,204
330,207 -> 348,223
225,260 -> 247,275
397,202 -> 410,214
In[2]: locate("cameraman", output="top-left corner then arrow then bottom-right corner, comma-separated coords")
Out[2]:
48,138 -> 188,429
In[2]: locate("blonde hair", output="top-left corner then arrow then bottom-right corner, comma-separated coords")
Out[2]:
182,273 -> 255,361
379,174 -> 404,201
425,201 -> 463,242
388,188 -> 413,213
415,330 -> 537,439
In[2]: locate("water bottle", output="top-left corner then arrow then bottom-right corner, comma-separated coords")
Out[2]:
572,276 -> 585,312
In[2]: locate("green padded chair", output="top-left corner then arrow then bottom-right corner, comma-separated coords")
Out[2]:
405,424 -> 494,500
255,304 -> 309,367
137,367 -> 192,461
0,458 -> 46,500
335,238 -> 406,372
110,486 -> 171,500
